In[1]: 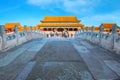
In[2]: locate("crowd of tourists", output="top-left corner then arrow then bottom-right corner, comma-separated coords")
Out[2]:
48,29 -> 70,38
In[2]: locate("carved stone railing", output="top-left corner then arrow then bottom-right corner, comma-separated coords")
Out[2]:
0,25 -> 46,51
75,24 -> 120,55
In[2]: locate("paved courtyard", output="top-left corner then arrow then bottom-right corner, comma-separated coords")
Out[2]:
0,38 -> 120,80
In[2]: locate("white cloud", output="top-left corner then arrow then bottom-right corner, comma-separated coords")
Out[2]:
27,0 -> 100,14
61,0 -> 96,14
80,11 -> 120,26
27,0 -> 120,26
27,0 -> 56,9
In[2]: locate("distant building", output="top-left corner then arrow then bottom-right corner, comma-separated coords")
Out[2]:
100,23 -> 116,34
36,16 -> 84,37
4,23 -> 23,33
4,23 -> 35,33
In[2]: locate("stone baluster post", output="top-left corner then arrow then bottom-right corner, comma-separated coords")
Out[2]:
24,25 -> 27,40
91,26 -> 95,42
99,25 -> 103,45
112,24 -> 117,34
111,24 -> 118,50
30,26 -> 33,39
43,32 -> 46,38
92,26 -> 94,32
82,27 -> 84,32
78,30 -> 80,37
14,25 -> 19,45
74,31 -> 76,38
81,27 -> 84,38
99,25 -> 103,33
38,28 -> 41,38
85,27 -> 88,39
39,29 -> 42,38
86,27 -> 88,32
76,31 -> 78,37
30,26 -> 32,32
34,27 -> 37,39
0,25 -> 7,50
34,27 -> 36,32
38,27 -> 40,32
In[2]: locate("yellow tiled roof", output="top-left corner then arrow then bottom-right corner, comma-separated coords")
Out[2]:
94,26 -> 100,32
37,23 -> 84,27
41,16 -> 80,23
101,23 -> 116,29
5,23 -> 22,29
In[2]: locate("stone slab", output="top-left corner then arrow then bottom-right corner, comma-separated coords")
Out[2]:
73,43 -> 118,80
0,40 -> 45,67
27,42 -> 46,52
0,45 -> 31,67
15,61 -> 36,80
104,60 -> 120,76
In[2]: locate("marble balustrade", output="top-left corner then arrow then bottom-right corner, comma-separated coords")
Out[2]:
0,25 -> 46,51
75,25 -> 120,54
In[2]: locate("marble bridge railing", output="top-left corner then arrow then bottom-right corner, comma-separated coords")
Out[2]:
75,24 -> 120,54
0,25 -> 46,51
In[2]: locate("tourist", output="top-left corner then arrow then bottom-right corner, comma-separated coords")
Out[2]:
53,28 -> 58,37
71,34 -> 73,38
50,32 -> 54,37
62,29 -> 69,38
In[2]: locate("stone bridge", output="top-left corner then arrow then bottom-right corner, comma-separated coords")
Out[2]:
0,25 -> 120,80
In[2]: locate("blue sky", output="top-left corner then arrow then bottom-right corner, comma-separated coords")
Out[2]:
0,0 -> 120,26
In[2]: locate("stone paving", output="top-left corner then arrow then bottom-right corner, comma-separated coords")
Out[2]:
0,38 -> 120,80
